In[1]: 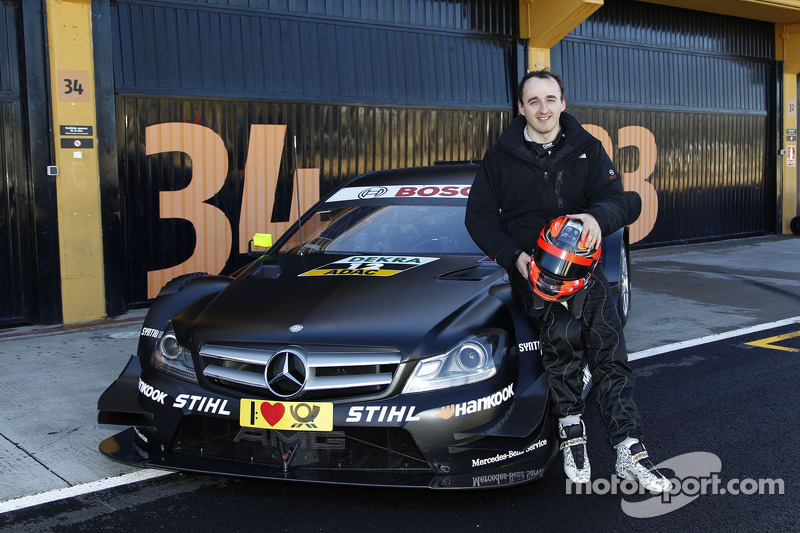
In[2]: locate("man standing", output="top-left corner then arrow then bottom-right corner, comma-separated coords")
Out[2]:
465,70 -> 670,492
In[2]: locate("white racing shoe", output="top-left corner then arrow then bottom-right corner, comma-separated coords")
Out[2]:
559,420 -> 591,484
615,441 -> 673,493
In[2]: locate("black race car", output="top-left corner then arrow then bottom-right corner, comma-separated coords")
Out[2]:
98,163 -> 630,489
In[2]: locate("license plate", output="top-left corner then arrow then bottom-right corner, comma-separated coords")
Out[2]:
240,399 -> 333,431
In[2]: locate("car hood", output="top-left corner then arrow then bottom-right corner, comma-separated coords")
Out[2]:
173,254 -> 505,358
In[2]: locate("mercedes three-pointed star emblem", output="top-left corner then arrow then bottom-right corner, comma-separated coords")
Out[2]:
265,348 -> 308,398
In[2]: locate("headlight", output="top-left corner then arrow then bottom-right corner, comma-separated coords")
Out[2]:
403,331 -> 504,394
152,323 -> 197,382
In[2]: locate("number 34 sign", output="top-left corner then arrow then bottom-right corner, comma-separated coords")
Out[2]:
58,69 -> 90,102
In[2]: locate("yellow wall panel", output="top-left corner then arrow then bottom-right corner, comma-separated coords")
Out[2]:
46,0 -> 105,323
780,24 -> 799,233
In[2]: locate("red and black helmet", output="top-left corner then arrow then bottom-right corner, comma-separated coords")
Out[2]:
529,216 -> 601,302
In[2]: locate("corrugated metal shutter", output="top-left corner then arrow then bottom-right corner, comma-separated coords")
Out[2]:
113,0 -> 516,108
173,0 -> 516,34
552,0 -> 775,246
117,98 -> 511,304
0,4 -> 35,325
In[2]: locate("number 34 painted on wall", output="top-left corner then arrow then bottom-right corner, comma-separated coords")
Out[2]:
145,123 -> 320,298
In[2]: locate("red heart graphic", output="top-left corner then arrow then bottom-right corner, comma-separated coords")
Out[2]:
260,402 -> 285,426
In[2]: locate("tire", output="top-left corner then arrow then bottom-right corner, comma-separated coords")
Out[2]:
617,242 -> 631,327
791,216 -> 800,236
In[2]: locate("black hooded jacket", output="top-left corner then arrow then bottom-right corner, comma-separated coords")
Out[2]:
465,112 -> 627,271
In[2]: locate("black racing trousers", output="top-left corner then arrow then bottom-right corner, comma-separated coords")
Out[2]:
510,267 -> 643,446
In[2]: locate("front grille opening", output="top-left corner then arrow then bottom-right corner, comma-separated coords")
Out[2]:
172,416 -> 430,472
216,360 -> 261,374
299,386 -> 386,401
201,379 -> 387,402
315,364 -> 378,377
199,344 -> 401,401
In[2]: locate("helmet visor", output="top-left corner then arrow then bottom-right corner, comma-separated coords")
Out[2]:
529,262 -> 585,301
534,238 -> 594,280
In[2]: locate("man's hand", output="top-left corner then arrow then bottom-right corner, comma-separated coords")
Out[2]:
516,251 -> 532,278
566,213 -> 601,250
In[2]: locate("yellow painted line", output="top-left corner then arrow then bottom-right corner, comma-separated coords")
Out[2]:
745,329 -> 800,353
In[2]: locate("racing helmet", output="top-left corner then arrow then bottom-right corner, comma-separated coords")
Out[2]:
529,216 -> 601,302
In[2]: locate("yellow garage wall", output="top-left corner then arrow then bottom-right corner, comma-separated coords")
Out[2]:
779,24 -> 800,233
46,0 -> 105,323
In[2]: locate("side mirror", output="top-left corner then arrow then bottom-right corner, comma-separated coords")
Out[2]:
248,233 -> 273,257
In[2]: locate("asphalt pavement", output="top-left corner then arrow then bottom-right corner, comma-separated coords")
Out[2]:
1,234 -> 799,508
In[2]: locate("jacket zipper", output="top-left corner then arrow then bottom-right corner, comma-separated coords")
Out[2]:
555,170 -> 564,209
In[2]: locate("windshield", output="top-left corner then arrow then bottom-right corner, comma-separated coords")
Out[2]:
274,204 -> 483,256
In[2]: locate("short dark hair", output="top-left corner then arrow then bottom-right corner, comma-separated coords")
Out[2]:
518,70 -> 565,102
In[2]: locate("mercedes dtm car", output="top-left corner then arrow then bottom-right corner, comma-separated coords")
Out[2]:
98,163 -> 630,489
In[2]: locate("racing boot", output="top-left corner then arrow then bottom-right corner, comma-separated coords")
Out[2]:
559,419 -> 590,484
615,439 -> 672,493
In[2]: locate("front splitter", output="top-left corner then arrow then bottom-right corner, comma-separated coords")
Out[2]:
100,427 -> 557,490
